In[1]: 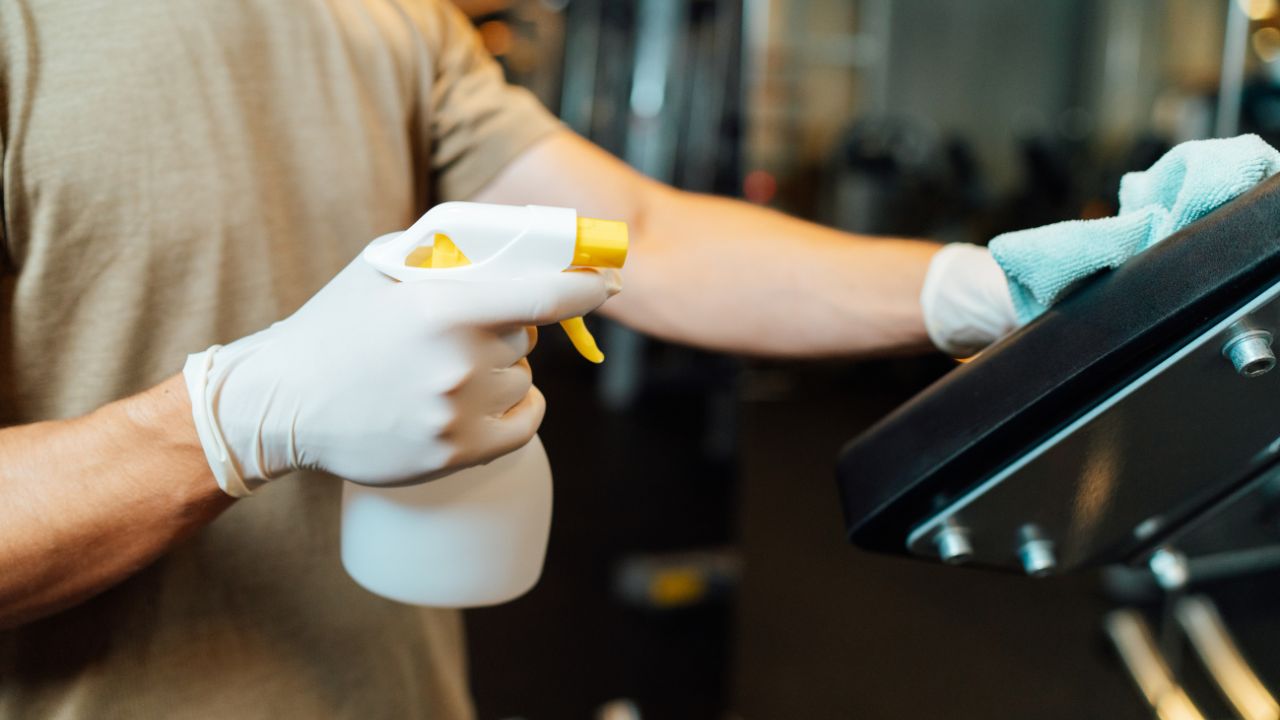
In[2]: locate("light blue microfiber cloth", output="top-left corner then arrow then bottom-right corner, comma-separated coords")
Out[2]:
990,134 -> 1280,322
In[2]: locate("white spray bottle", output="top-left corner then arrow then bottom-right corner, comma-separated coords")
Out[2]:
341,201 -> 628,607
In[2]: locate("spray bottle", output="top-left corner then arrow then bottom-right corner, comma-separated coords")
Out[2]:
341,202 -> 628,607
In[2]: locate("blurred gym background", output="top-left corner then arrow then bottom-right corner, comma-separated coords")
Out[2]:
451,1 -> 1280,718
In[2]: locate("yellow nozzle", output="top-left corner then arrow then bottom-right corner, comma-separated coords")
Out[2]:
562,217 -> 628,363
573,217 -> 629,269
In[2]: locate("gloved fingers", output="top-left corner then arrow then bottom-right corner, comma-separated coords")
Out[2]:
921,243 -> 1021,357
481,385 -> 547,460
324,250 -> 400,295
462,268 -> 621,329
494,326 -> 538,366
470,326 -> 536,369
483,358 -> 535,415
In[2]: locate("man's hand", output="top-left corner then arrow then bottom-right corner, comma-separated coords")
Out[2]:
185,249 -> 619,497
0,243 -> 617,627
920,244 -> 1020,357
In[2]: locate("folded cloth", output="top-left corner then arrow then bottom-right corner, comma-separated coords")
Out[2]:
989,134 -> 1280,321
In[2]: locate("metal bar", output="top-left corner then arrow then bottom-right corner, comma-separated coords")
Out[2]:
601,0 -> 688,410
1217,0 -> 1249,138
559,0 -> 603,135
857,0 -> 893,114
626,0 -> 683,178
1187,546 -> 1280,583
1104,610 -> 1207,720
1175,596 -> 1280,720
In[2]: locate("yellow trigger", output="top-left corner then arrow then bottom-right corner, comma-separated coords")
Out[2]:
559,316 -> 605,364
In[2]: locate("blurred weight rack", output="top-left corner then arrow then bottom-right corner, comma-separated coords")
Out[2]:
456,2 -> 748,719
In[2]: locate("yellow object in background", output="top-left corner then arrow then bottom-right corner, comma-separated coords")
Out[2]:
648,568 -> 709,607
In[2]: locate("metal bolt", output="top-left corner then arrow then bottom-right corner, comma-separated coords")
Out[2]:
1133,516 -> 1163,542
1222,328 -> 1275,378
1148,547 -> 1189,591
933,524 -> 973,565
1017,525 -> 1056,577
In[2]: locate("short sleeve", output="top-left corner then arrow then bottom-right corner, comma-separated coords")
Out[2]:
0,125 -> 8,271
411,1 -> 563,202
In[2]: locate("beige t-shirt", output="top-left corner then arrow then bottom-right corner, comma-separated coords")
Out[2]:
0,1 -> 560,717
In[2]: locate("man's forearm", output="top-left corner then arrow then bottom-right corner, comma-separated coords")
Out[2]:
608,187 -> 938,357
475,130 -> 940,358
0,375 -> 231,628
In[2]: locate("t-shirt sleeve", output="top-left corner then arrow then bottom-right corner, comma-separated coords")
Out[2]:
412,0 -> 563,202
0,126 -> 8,269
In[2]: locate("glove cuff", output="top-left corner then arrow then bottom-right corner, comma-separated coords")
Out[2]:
184,347 -> 257,498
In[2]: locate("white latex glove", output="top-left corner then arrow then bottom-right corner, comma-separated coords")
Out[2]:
184,251 -> 619,497
920,243 -> 1019,358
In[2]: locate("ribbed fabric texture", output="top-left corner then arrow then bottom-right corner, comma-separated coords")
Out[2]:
990,134 -> 1280,321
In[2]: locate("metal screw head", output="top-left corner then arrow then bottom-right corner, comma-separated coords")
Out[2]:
1019,540 -> 1056,577
1148,547 -> 1189,591
1017,525 -> 1057,577
1222,329 -> 1275,377
933,525 -> 973,565
1133,516 -> 1163,541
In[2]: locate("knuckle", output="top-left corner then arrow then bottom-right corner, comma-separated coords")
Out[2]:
440,439 -> 471,469
435,399 -> 466,439
441,367 -> 476,396
428,314 -> 476,339
527,296 -> 554,325
525,387 -> 547,422
510,358 -> 533,382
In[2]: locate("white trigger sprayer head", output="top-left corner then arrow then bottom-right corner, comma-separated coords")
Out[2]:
363,201 -> 629,362
363,202 -> 579,281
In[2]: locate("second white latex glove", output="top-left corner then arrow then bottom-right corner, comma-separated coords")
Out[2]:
184,251 -> 618,496
920,243 -> 1019,358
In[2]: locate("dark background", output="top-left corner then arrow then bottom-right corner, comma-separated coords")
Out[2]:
455,1 -> 1280,717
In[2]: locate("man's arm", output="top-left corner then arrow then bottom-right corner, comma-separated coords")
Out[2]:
474,130 -> 941,358
0,249 -> 614,628
0,375 -> 231,629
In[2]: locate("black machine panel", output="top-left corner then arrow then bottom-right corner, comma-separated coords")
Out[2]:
837,174 -> 1280,574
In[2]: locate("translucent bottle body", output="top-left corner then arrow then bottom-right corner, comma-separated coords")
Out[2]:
340,436 -> 552,607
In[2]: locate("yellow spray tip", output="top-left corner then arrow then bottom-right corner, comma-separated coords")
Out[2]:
563,217 -> 628,362
574,218 -> 629,269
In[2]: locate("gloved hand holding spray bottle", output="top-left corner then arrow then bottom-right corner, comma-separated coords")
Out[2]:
344,202 -> 628,607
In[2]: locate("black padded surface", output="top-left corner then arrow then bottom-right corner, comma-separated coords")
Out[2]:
838,173 -> 1280,556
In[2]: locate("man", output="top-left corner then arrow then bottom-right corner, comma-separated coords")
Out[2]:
0,1 -> 1016,717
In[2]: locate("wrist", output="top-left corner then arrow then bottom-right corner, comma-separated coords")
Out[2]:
114,374 -> 229,506
183,346 -> 264,498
